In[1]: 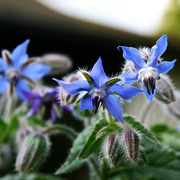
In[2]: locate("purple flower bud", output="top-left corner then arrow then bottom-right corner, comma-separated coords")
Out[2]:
155,74 -> 175,104
102,133 -> 120,168
122,127 -> 139,163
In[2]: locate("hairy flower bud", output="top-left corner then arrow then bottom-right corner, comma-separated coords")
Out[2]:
122,126 -> 139,163
101,133 -> 120,168
59,72 -> 85,106
15,133 -> 51,175
38,53 -> 72,75
155,74 -> 175,104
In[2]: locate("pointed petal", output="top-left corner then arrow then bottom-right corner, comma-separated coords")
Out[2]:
148,35 -> 167,68
157,59 -> 176,74
0,75 -> 9,94
89,57 -> 109,88
15,79 -> 30,101
0,58 -> 9,72
118,46 -> 145,70
21,90 -> 40,101
11,39 -> 30,68
119,70 -> 138,85
106,84 -> 143,100
80,93 -> 93,112
104,94 -> 124,123
142,84 -> 156,101
22,64 -> 51,80
51,106 -> 56,123
53,78 -> 91,95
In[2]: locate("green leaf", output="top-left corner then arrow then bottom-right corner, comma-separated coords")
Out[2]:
55,126 -> 93,175
108,147 -> 180,180
150,123 -> 180,150
78,118 -> 109,160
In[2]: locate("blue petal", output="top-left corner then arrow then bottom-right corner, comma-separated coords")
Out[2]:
53,78 -> 91,95
119,70 -> 138,85
104,94 -> 124,123
80,93 -> 93,112
157,59 -> 176,74
0,58 -> 8,72
89,57 -> 109,88
21,90 -> 40,101
118,46 -> 145,70
51,106 -> 56,123
11,39 -> 30,69
148,35 -> 167,68
26,98 -> 41,117
15,79 -> 30,101
0,75 -> 9,94
107,84 -> 143,100
21,64 -> 51,80
142,84 -> 156,102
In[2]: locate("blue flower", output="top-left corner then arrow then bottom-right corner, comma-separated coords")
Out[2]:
22,87 -> 73,122
117,35 -> 176,101
53,57 -> 143,123
0,40 -> 51,100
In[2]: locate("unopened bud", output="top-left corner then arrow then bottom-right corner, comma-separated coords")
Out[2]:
101,133 -> 120,168
38,54 -> 72,75
155,74 -> 175,104
59,72 -> 85,106
15,133 -> 51,175
122,126 -> 139,163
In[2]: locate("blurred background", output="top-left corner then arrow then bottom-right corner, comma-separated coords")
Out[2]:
0,0 -> 180,179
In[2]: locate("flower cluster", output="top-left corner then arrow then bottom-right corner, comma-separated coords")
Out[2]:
118,35 -> 176,101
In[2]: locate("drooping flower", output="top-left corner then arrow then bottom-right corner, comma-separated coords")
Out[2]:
117,35 -> 176,101
53,57 -> 143,123
0,40 -> 51,100
22,86 -> 72,122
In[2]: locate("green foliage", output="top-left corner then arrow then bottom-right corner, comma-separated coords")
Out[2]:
55,126 -> 93,175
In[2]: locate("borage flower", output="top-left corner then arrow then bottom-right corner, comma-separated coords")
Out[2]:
22,86 -> 72,122
117,35 -> 176,101
53,57 -> 143,123
0,40 -> 51,100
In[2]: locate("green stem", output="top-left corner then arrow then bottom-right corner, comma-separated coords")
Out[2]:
5,87 -> 14,124
89,157 -> 102,180
40,125 -> 77,139
139,100 -> 154,126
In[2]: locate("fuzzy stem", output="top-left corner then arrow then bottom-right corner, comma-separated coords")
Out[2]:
5,87 -> 14,124
89,157 -> 102,180
139,100 -> 154,126
40,125 -> 77,139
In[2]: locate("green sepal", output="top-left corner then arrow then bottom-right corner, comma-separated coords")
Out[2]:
106,77 -> 122,86
81,71 -> 92,83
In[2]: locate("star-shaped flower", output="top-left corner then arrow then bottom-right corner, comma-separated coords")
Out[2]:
22,87 -> 72,122
53,57 -> 143,123
0,40 -> 51,100
117,35 -> 176,101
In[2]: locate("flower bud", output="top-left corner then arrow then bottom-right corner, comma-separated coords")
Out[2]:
38,53 -> 72,75
15,133 -> 51,175
101,133 -> 120,168
122,127 -> 139,163
155,74 -> 175,104
59,72 -> 85,106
